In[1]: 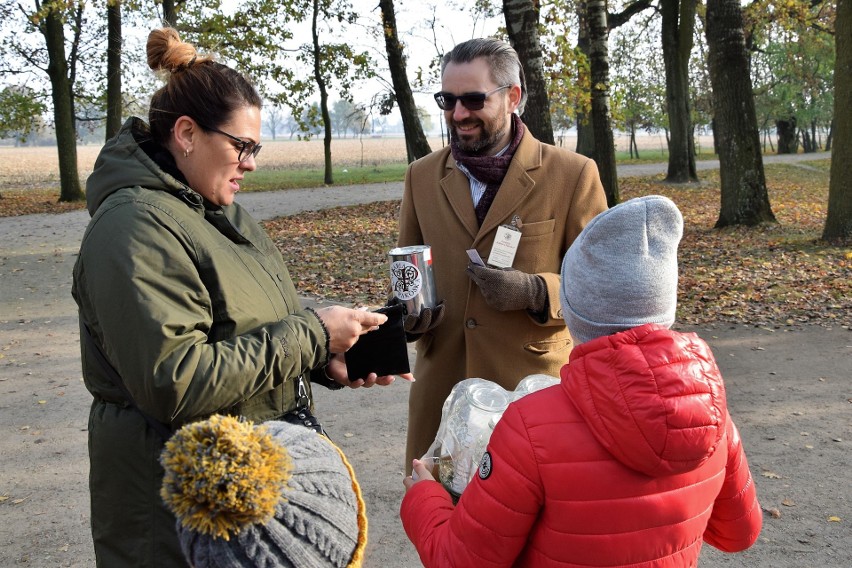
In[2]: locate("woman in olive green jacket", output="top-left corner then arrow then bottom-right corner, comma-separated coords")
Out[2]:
72,28 -> 404,567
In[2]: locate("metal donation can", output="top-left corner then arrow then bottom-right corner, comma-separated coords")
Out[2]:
388,245 -> 437,316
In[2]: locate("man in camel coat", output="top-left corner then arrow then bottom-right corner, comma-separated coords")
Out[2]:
396,38 -> 608,472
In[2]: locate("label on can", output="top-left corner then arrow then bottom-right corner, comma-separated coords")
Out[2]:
391,261 -> 422,300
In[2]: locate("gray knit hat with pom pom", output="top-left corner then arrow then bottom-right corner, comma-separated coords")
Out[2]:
160,415 -> 367,568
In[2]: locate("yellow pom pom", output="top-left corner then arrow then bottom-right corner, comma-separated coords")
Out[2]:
160,414 -> 291,540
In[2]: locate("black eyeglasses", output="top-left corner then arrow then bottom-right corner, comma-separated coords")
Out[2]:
198,123 -> 262,162
434,85 -> 511,111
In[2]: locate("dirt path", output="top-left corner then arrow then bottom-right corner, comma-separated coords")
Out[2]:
1,162 -> 850,567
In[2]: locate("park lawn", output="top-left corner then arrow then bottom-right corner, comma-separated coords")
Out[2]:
0,163 -> 409,216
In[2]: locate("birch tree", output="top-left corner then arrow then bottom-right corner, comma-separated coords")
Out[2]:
587,0 -> 618,205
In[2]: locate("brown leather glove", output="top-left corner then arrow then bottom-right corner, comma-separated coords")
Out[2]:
466,264 -> 547,313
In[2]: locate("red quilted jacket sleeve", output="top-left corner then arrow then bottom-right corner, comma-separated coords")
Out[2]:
703,413 -> 763,551
400,404 -> 542,567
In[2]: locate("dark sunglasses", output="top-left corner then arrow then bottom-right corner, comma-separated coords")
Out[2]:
434,85 -> 511,111
198,123 -> 262,163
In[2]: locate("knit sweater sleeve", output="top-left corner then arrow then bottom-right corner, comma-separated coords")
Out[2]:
400,404 -> 543,567
703,414 -> 763,551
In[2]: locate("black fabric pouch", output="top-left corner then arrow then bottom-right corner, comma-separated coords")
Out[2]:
345,303 -> 410,381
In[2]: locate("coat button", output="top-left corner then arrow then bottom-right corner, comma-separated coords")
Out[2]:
465,318 -> 477,329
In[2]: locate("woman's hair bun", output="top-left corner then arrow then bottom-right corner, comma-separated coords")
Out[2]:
146,27 -> 210,73
144,26 -> 261,146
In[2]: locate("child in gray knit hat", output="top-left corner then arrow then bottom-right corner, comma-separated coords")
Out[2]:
161,415 -> 367,568
401,195 -> 762,567
559,193 -> 682,344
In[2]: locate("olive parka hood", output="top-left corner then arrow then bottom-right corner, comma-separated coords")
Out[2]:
85,116 -> 191,216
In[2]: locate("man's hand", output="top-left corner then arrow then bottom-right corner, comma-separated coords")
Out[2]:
403,302 -> 445,335
466,264 -> 547,312
314,306 -> 386,353
387,298 -> 446,341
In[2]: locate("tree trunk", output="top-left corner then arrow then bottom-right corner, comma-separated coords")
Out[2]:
587,0 -> 619,206
42,2 -> 84,203
826,118 -> 833,151
575,6 -> 595,157
162,0 -> 178,26
711,118 -> 720,155
706,0 -> 775,227
106,0 -> 122,141
503,0 -> 555,145
811,121 -> 818,151
823,0 -> 852,243
379,0 -> 431,162
576,117 -> 595,157
311,0 -> 333,184
800,127 -> 814,153
776,117 -> 798,153
629,124 -> 639,159
661,0 -> 697,183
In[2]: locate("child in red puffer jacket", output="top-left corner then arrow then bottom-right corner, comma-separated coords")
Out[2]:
401,195 -> 762,568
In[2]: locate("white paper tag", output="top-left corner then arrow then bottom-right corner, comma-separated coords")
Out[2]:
487,225 -> 522,268
466,248 -> 486,267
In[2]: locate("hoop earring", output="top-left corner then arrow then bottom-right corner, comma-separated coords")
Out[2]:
184,148 -> 192,158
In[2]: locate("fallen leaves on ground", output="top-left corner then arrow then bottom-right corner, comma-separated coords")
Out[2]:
764,507 -> 782,519
2,161 -> 849,329
0,189 -> 88,216
266,201 -> 400,305
265,165 -> 851,329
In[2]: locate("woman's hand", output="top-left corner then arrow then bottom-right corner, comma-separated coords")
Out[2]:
325,354 -> 415,388
315,306 -> 387,353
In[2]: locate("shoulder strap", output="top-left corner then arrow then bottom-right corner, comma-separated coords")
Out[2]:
80,321 -> 173,440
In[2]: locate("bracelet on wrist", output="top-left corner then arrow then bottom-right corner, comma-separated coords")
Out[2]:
319,365 -> 346,390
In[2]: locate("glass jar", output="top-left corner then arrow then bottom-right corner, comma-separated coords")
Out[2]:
424,375 -> 560,498
427,379 -> 509,497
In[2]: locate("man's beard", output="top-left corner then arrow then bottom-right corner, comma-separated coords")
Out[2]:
449,112 -> 510,156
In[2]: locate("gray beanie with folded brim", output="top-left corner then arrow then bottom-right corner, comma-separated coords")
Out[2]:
560,195 -> 683,345
161,415 -> 367,568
